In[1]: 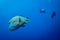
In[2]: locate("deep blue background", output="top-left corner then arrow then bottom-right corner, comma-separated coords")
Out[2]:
0,0 -> 60,40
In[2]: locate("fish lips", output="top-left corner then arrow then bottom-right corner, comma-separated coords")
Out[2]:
9,23 -> 20,31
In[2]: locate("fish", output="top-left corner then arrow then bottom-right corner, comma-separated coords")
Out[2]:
8,16 -> 29,31
40,9 -> 46,13
51,11 -> 56,19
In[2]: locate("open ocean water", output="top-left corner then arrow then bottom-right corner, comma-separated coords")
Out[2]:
0,0 -> 60,40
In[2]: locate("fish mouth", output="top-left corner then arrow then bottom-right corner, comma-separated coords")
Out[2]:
9,26 -> 20,31
9,26 -> 16,31
9,28 -> 15,31
9,23 -> 23,31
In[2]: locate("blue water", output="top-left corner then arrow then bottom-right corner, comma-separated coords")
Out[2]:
0,0 -> 60,40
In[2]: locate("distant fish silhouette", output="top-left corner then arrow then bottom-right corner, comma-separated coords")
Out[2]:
51,11 -> 56,19
40,9 -> 46,13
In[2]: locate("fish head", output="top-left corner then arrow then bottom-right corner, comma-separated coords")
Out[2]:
9,22 -> 20,31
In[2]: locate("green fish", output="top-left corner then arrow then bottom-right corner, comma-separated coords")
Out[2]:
8,16 -> 29,31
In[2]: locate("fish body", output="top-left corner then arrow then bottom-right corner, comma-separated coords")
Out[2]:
8,16 -> 29,31
51,11 -> 56,19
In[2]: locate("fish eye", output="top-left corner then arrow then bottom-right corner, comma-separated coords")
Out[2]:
26,19 -> 29,21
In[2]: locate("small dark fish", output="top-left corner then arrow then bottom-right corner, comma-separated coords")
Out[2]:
51,11 -> 56,19
40,9 -> 46,13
